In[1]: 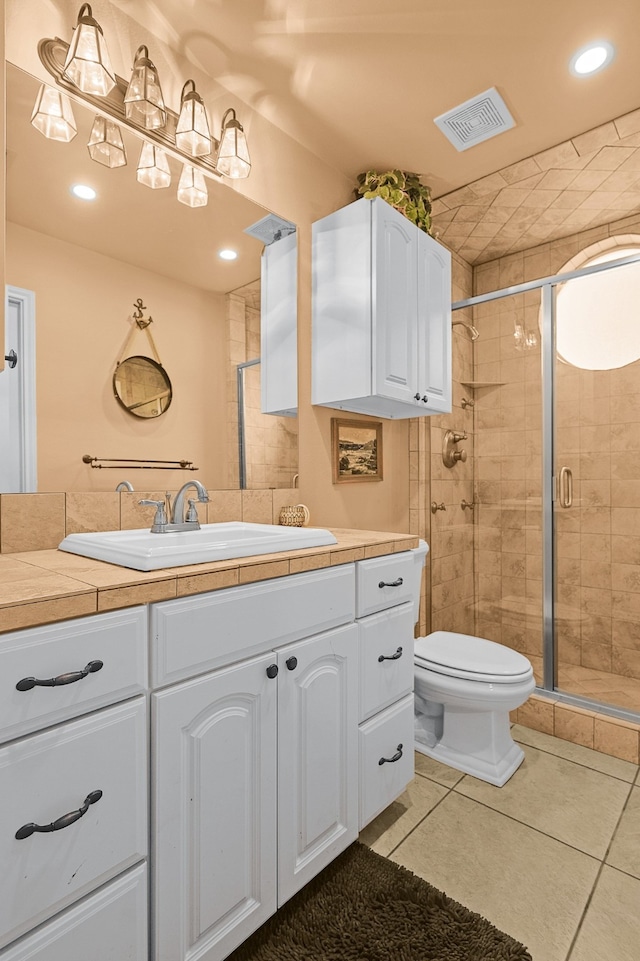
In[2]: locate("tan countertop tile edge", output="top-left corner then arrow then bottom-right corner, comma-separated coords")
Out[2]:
0,530 -> 418,633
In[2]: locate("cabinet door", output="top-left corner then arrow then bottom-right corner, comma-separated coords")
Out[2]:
417,229 -> 452,413
277,623 -> 359,905
372,200 -> 419,404
152,653 -> 278,961
261,231 -> 297,417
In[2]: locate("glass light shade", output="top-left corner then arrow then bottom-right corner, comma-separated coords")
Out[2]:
30,84 -> 77,142
87,115 -> 127,168
62,3 -> 116,97
215,109 -> 251,179
137,142 -> 171,189
124,45 -> 166,130
175,81 -> 212,157
177,165 -> 208,207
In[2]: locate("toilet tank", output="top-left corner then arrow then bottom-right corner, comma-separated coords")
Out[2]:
410,539 -> 429,623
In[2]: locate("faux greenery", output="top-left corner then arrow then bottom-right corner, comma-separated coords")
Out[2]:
354,169 -> 434,236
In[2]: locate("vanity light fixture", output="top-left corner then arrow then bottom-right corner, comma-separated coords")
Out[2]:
71,183 -> 97,200
218,249 -> 238,260
30,84 -> 77,142
62,3 -> 116,97
87,115 -> 127,167
177,164 -> 208,207
124,45 -> 166,130
175,80 -> 212,158
215,108 -> 251,179
137,142 -> 171,189
570,41 -> 615,76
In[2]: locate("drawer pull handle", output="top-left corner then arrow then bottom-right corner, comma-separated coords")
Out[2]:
378,577 -> 403,589
16,659 -> 104,692
378,744 -> 403,766
378,647 -> 403,663
15,789 -> 103,840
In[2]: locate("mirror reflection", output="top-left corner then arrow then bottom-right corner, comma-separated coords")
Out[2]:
3,62 -> 298,492
113,355 -> 172,418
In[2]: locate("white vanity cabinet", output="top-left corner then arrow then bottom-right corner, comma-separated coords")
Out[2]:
150,565 -> 359,961
0,608 -> 149,961
312,197 -> 452,418
355,554 -> 416,828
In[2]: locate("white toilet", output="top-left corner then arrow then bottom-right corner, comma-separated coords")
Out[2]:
411,541 -> 535,786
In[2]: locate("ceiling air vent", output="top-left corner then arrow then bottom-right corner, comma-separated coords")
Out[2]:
244,214 -> 296,246
434,88 -> 515,152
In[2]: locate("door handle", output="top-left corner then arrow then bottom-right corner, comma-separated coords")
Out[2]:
559,466 -> 573,508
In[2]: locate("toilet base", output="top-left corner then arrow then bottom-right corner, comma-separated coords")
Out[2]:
414,705 -> 525,787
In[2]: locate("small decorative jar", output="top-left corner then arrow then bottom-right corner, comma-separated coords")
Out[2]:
279,504 -> 310,527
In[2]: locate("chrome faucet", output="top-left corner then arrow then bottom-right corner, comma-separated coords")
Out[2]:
115,480 -> 134,492
140,480 -> 209,533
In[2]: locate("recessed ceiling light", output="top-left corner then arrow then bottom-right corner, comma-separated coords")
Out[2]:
219,249 -> 238,261
71,183 -> 97,200
570,41 -> 614,76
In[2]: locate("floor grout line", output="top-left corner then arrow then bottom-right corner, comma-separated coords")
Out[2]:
513,735 -> 639,784
384,782 -> 456,859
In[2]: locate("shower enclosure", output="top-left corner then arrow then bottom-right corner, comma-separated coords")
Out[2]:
449,248 -> 640,722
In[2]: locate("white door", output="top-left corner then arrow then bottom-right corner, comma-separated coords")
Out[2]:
0,287 -> 36,491
416,231 -> 452,413
277,623 -> 359,906
372,202 -> 419,405
152,652 -> 278,961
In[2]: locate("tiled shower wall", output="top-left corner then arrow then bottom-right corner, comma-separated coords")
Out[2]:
226,283 -> 299,490
473,213 -> 640,687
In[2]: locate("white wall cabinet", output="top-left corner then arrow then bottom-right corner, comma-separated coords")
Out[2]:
260,231 -> 297,417
312,197 -> 451,418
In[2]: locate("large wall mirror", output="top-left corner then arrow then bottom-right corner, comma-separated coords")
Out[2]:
2,62 -> 298,493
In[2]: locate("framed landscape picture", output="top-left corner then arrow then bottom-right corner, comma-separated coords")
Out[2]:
331,418 -> 383,484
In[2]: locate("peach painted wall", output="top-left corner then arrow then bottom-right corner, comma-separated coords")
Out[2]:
6,222 -> 228,492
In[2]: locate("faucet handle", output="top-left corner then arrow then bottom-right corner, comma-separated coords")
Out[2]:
185,498 -> 199,523
139,499 -> 168,530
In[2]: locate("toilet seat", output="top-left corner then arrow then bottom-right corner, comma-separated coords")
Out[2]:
415,631 -> 534,685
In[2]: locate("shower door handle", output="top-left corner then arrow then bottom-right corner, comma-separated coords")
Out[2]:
558,467 -> 573,508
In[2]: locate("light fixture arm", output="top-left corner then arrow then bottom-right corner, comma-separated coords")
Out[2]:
38,36 -> 224,179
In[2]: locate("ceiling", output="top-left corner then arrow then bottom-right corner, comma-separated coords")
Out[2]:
7,0 -> 640,273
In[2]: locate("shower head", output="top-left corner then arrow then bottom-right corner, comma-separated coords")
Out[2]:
452,320 -> 480,341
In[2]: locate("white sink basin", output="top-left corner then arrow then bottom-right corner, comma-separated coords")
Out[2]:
58,522 -> 338,572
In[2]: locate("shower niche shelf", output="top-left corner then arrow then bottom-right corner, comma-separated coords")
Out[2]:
461,381 -> 505,389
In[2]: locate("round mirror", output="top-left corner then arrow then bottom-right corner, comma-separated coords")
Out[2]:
113,356 -> 172,418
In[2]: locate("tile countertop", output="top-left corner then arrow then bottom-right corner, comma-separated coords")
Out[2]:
0,529 -> 419,634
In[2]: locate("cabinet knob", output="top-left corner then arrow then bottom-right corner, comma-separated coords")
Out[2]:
285,656 -> 298,671
266,664 -> 279,679
421,395 -> 429,403
414,393 -> 421,401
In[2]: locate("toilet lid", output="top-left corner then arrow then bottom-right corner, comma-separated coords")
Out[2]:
415,631 -> 533,682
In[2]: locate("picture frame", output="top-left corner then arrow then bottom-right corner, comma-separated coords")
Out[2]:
331,418 -> 383,484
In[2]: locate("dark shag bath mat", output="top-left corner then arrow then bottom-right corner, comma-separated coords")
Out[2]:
227,841 -> 532,961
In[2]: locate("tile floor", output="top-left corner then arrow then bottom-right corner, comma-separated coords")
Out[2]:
359,724 -> 640,961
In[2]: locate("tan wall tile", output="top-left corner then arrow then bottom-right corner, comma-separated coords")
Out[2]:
554,704 -> 595,749
65,492 -> 120,535
241,490 -> 273,524
207,490 -> 242,523
1,494 -> 66,553
518,694 -> 556,735
594,717 -> 640,764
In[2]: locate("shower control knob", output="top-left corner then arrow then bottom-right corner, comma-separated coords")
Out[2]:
453,449 -> 467,463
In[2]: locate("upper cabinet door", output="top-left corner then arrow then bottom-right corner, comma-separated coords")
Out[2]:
261,231 -> 298,417
372,202 -> 418,404
416,229 -> 452,412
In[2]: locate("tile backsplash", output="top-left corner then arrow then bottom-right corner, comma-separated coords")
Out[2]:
0,488 -> 304,554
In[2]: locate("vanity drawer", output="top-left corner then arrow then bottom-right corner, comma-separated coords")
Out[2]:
359,694 -> 414,829
151,564 -> 355,686
0,863 -> 147,961
0,697 -> 147,949
359,603 -> 414,722
0,608 -> 147,744
356,553 -> 413,617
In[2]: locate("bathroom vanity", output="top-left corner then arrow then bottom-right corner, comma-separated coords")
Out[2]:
0,529 -> 417,961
